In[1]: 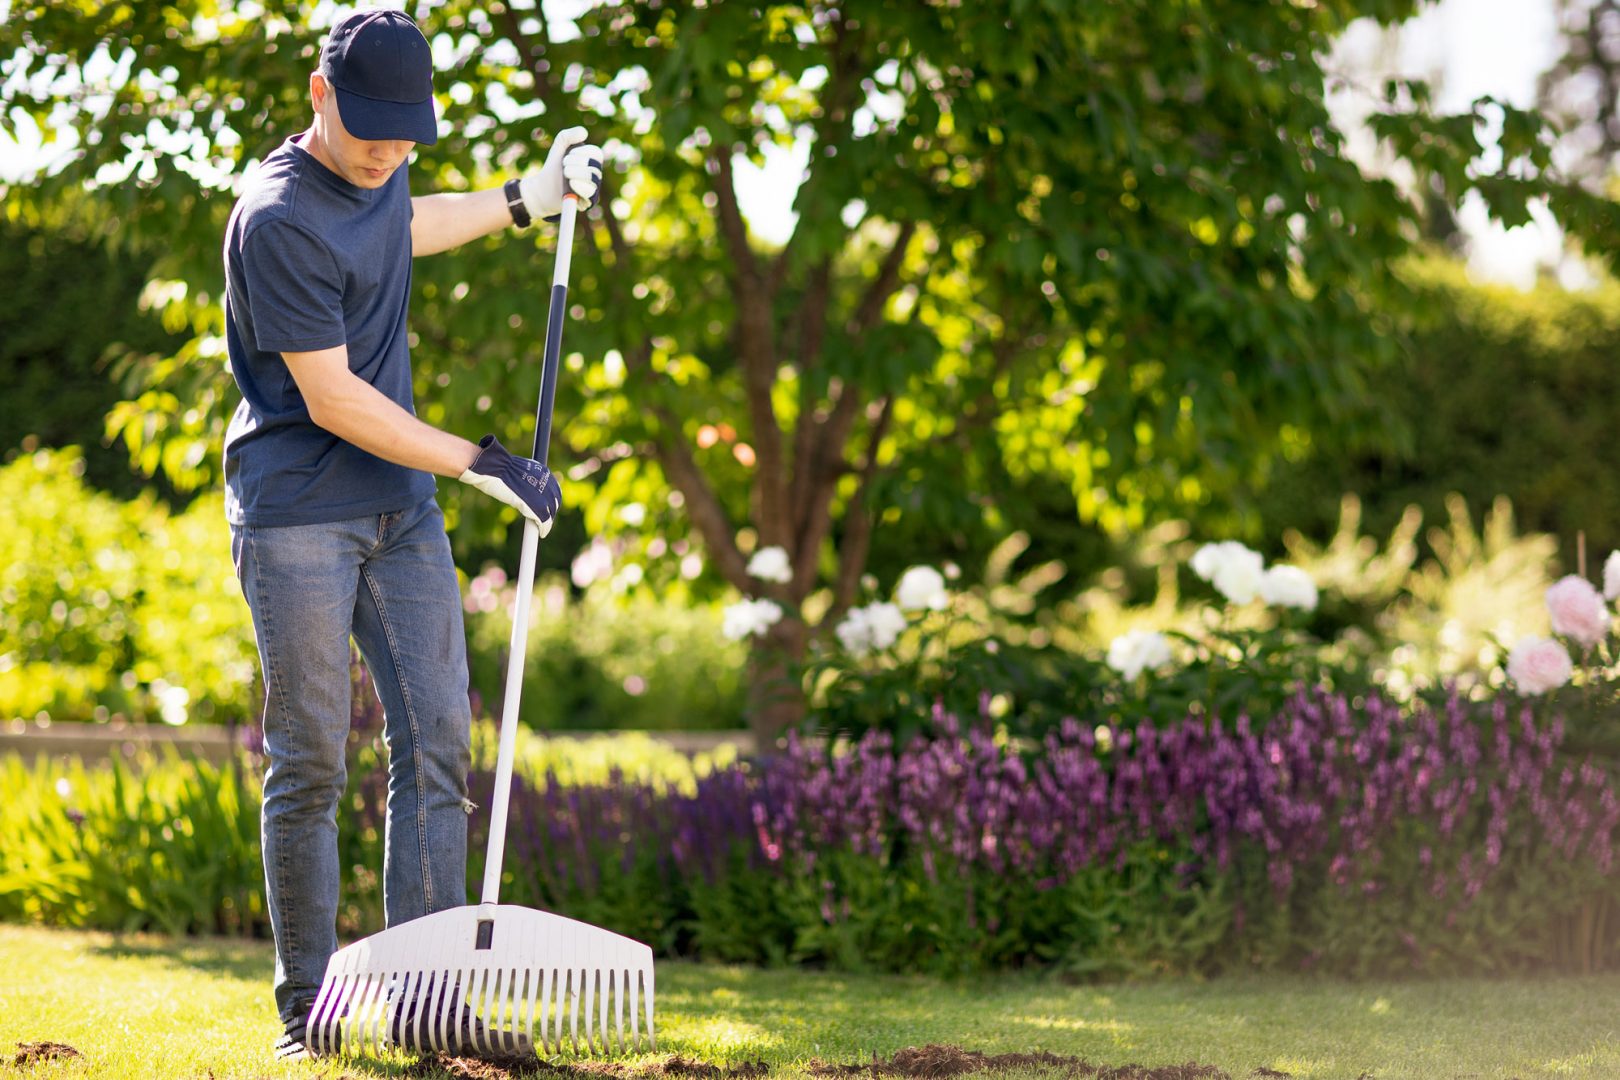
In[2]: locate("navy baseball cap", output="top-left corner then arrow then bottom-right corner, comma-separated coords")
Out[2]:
319,9 -> 438,145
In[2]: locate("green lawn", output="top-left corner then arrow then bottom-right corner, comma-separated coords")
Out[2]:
1,924 -> 1618,1079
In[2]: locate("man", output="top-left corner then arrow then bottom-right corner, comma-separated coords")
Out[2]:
220,8 -> 600,1060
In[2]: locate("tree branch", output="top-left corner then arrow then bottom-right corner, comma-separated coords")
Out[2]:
647,401 -> 752,594
826,397 -> 894,623
790,386 -> 871,598
788,257 -> 833,519
850,220 -> 918,334
768,11 -> 864,283
710,150 -> 789,546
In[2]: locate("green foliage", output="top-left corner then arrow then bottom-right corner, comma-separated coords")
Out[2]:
0,722 -> 740,941
0,752 -> 263,936
463,569 -> 749,730
1257,260 -> 1620,562
0,447 -> 257,724
0,221 -> 183,498
8,0 -> 1613,692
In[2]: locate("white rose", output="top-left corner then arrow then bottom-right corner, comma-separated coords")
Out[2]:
1106,630 -> 1173,681
896,565 -> 949,612
1259,565 -> 1318,611
746,545 -> 793,584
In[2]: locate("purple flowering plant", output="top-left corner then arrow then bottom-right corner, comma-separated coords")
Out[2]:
432,686 -> 1620,976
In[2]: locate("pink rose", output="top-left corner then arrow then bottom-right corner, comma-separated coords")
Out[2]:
1506,636 -> 1573,696
1546,575 -> 1611,650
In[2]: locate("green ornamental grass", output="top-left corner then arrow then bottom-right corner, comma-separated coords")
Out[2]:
3,924 -> 1620,1080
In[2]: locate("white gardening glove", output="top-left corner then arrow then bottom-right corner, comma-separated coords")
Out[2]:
518,126 -> 603,222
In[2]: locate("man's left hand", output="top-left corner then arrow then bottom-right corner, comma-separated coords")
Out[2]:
519,126 -> 603,222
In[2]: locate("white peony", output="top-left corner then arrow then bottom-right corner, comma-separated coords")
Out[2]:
1213,551 -> 1266,604
746,545 -> 793,584
836,607 -> 874,656
1259,565 -> 1318,611
1505,636 -> 1573,696
1191,541 -> 1246,581
1106,630 -> 1174,681
721,598 -> 784,641
895,565 -> 949,612
1605,551 -> 1620,602
1191,541 -> 1267,604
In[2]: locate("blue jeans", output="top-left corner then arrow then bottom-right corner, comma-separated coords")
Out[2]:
231,496 -> 472,1031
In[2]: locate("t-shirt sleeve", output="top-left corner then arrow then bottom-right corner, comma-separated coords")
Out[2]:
239,219 -> 347,353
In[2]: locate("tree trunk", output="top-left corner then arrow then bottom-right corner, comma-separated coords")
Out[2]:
746,619 -> 810,750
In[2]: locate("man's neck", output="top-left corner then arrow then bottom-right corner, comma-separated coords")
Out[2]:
300,125 -> 341,178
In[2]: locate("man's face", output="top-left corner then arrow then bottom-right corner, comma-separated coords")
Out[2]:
310,74 -> 414,189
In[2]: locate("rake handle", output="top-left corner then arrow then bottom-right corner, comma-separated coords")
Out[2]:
480,193 -> 580,910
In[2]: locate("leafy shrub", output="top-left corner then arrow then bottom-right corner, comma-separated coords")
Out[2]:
800,538 -> 1383,743
0,448 -> 257,725
0,751 -> 264,937
462,567 -> 748,731
0,220 -> 184,499
1255,260 -> 1620,559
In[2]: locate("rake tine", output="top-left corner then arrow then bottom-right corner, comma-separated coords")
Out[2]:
437,965 -> 456,1049
541,968 -> 552,1054
570,966 -> 582,1053
339,973 -> 366,1056
475,965 -> 497,1058
629,965 -> 640,1052
499,967 -> 517,1055
518,967 -> 535,1055
400,969 -> 425,1052
416,971 -> 434,1054
481,966 -> 500,1058
583,966 -> 596,1054
638,965 -> 651,1049
365,972 -> 392,1056
555,967 -> 567,1053
429,970 -> 451,1054
616,967 -> 627,1053
307,973 -> 339,1055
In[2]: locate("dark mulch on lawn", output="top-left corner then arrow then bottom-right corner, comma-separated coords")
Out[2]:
13,1041 -> 83,1066
400,1044 -> 1239,1080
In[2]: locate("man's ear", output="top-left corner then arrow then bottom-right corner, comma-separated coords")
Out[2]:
309,71 -> 328,114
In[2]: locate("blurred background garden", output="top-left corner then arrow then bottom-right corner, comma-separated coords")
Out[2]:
6,0 -> 1620,991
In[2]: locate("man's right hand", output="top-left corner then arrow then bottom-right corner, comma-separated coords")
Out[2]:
459,435 -> 561,534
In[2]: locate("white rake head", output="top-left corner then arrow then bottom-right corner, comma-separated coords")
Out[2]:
306,904 -> 655,1059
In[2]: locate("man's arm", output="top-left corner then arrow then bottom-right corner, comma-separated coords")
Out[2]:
410,188 -> 513,257
408,127 -> 601,256
284,343 -> 479,474
285,344 -> 563,529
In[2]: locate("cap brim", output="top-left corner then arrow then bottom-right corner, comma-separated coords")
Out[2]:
333,86 -> 438,145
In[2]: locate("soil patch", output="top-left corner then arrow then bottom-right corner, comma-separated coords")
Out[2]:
398,1045 -> 1230,1080
14,1042 -> 83,1066
408,1052 -> 769,1080
807,1045 -> 1228,1080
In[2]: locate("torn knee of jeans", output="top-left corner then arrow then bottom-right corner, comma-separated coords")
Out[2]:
461,797 -> 477,815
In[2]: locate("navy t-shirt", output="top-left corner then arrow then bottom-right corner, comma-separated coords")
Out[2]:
222,133 -> 435,526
